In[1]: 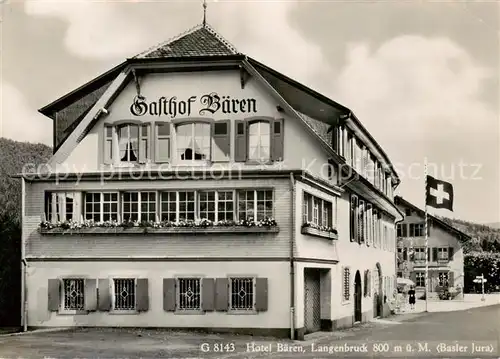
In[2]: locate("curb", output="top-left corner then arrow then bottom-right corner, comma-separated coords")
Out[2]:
0,328 -> 71,338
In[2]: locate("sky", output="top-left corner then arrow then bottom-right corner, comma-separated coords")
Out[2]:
0,0 -> 499,224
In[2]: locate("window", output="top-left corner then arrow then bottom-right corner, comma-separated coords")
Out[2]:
198,190 -> 236,222
342,267 -> 350,301
248,121 -> 271,162
414,247 -> 426,261
113,278 -> 136,311
177,278 -> 201,311
62,278 -> 85,310
303,192 -> 334,228
199,191 -> 216,221
230,277 -> 255,311
160,192 -> 177,222
118,124 -> 139,162
416,272 -> 425,287
401,223 -> 408,237
397,223 -> 403,237
122,191 -> 156,222
414,223 -> 425,237
45,192 -> 80,222
84,192 -> 118,222
217,191 -> 234,221
350,195 -> 358,242
176,123 -> 211,161
178,191 -> 196,221
364,270 -> 371,297
238,190 -> 273,221
438,272 -> 449,287
438,248 -> 449,260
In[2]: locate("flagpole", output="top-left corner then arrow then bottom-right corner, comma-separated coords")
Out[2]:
424,157 -> 429,313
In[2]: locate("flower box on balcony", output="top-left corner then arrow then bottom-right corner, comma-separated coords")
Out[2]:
39,225 -> 280,236
301,226 -> 338,240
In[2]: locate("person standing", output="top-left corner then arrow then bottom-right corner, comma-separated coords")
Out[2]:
408,286 -> 416,310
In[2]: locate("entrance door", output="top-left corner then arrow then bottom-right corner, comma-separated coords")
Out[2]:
304,268 -> 321,334
354,271 -> 362,323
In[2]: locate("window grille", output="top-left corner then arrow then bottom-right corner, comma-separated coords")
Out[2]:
343,268 -> 350,301
177,278 -> 201,310
256,190 -> 273,220
238,190 -> 255,221
230,277 -> 255,310
199,191 -> 216,221
113,278 -> 136,310
85,193 -> 101,222
63,278 -> 85,310
122,192 -> 139,221
102,193 -> 119,222
416,272 -> 425,287
217,191 -> 234,221
140,192 -> 156,222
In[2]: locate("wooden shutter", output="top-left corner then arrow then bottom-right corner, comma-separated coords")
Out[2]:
139,124 -> 151,163
270,118 -> 284,161
84,279 -> 97,311
98,278 -> 111,311
215,278 -> 229,311
103,125 -> 113,165
201,278 -> 215,312
234,120 -> 247,162
136,278 -> 149,312
155,122 -> 171,163
448,247 -> 454,260
255,278 -> 268,312
350,195 -> 358,242
403,247 -> 407,261
427,247 -> 431,261
163,278 -> 176,312
432,248 -> 438,262
47,279 -> 60,311
307,195 -> 313,222
212,120 -> 231,162
448,271 -> 454,287
410,271 -> 416,284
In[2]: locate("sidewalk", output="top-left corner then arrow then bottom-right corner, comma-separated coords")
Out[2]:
394,293 -> 500,314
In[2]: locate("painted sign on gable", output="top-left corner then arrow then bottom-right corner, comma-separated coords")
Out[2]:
130,92 -> 258,118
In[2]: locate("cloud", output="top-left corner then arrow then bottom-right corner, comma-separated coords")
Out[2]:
0,81 -> 52,145
23,0 -> 331,90
334,35 -> 499,222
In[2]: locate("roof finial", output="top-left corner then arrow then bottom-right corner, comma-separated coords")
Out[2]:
202,0 -> 207,27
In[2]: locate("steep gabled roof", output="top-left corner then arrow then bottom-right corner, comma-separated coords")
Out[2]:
136,24 -> 239,58
395,195 -> 472,240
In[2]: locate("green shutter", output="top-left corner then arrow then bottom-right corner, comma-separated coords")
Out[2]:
136,278 -> 149,312
212,120 -> 231,162
84,279 -> 97,311
98,279 -> 111,311
201,278 -> 215,312
270,118 -> 284,161
255,278 -> 268,312
163,278 -> 176,312
103,126 -> 113,165
234,120 -> 247,162
215,278 -> 229,311
47,279 -> 60,312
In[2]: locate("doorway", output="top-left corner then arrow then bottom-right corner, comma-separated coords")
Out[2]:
354,270 -> 362,323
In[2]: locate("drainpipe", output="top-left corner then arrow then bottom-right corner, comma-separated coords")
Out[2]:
20,177 -> 27,332
289,172 -> 296,340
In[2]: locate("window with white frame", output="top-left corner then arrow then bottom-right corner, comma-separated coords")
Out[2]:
438,247 -> 449,260
113,278 -> 136,310
62,278 -> 85,310
303,192 -> 333,228
414,223 -> 425,237
238,189 -> 273,221
160,192 -> 176,222
122,191 -> 156,222
84,192 -> 118,222
198,190 -> 236,222
230,277 -> 255,311
248,121 -> 270,162
176,123 -> 211,161
118,124 -> 139,162
178,191 -> 196,221
45,192 -> 80,222
414,247 -> 425,261
416,272 -> 425,287
342,267 -> 350,301
177,278 -> 201,310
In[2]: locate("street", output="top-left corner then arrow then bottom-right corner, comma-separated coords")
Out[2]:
0,304 -> 498,358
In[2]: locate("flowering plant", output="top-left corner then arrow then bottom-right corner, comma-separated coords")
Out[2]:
40,217 -> 278,230
301,221 -> 338,234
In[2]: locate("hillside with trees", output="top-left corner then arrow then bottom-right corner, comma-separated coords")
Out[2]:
0,137 -> 52,327
438,216 -> 500,253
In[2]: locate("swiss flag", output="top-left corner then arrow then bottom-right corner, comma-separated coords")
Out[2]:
425,175 -> 454,211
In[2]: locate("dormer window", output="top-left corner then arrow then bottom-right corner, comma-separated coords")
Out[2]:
248,121 -> 270,162
118,124 -> 139,162
176,122 -> 211,163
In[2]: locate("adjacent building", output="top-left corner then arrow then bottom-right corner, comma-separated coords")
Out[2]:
395,196 -> 469,299
21,23 -> 402,339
